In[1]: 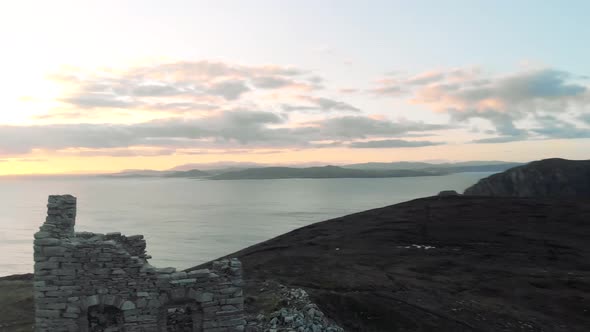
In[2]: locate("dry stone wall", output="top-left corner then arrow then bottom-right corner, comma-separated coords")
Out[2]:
33,195 -> 245,332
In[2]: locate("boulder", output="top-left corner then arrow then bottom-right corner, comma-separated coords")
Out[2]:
437,190 -> 460,197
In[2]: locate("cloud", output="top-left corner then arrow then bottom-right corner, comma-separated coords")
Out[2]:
349,139 -> 443,148
339,88 -> 358,94
310,97 -> 360,112
0,110 -> 449,156
150,102 -> 217,112
251,76 -> 296,89
206,80 -> 250,100
368,69 -> 476,97
453,69 -> 583,106
396,67 -> 590,140
131,84 -> 184,97
470,135 -> 529,144
51,60 -> 318,113
125,60 -> 306,79
314,116 -> 451,139
61,94 -> 137,109
0,110 -> 286,155
450,109 -> 528,137
530,115 -> 590,139
22,61 -> 590,159
307,76 -> 323,84
60,148 -> 177,157
406,71 -> 446,85
282,96 -> 360,112
372,67 -> 588,114
369,80 -> 405,97
414,68 -> 587,113
469,114 -> 590,144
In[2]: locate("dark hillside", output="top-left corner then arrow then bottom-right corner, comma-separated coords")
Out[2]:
192,196 -> 590,331
464,158 -> 590,197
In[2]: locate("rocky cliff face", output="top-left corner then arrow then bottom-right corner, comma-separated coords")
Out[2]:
464,158 -> 590,197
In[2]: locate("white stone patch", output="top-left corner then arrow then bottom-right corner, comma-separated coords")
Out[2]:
397,244 -> 436,250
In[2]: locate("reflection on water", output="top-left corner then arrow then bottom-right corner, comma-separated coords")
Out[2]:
0,173 -> 491,276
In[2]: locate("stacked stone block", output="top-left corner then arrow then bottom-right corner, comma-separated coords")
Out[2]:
33,195 -> 245,332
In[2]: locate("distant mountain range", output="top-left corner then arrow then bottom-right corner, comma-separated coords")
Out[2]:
343,160 -> 521,171
101,161 -> 523,180
163,169 -> 210,178
209,166 -> 443,180
101,169 -> 176,178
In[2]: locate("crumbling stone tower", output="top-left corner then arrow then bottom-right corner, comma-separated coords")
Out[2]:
33,195 -> 245,332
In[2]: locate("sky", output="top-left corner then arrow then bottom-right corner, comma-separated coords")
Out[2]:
0,0 -> 589,175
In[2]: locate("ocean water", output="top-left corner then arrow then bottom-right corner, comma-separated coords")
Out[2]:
0,173 -> 491,276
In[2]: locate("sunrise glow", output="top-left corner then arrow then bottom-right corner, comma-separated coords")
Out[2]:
1,1 -> 589,176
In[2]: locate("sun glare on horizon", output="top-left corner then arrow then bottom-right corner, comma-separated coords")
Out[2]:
0,1 -> 588,175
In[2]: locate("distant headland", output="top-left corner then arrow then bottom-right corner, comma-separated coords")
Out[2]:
101,160 -> 522,180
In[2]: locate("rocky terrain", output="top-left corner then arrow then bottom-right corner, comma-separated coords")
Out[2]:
243,281 -> 344,332
464,158 -> 590,197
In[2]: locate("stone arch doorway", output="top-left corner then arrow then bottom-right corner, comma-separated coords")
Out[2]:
159,299 -> 204,332
87,304 -> 125,332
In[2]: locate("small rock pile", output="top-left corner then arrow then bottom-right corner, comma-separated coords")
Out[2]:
165,306 -> 195,330
246,286 -> 344,332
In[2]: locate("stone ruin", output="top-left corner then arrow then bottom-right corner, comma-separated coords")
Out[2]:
33,195 -> 245,332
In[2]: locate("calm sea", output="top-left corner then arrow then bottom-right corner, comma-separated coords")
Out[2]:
0,173 -> 491,276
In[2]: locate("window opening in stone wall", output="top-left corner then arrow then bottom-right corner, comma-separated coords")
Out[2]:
88,304 -> 124,332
